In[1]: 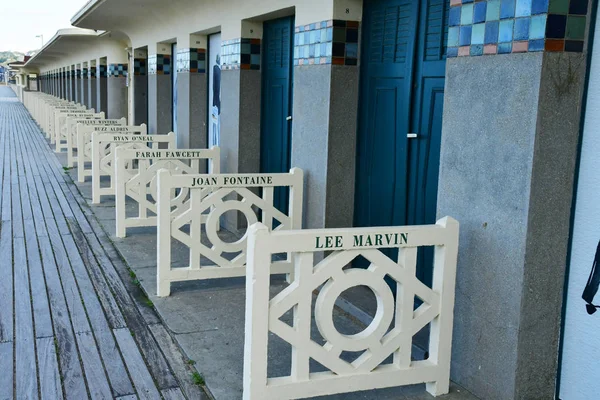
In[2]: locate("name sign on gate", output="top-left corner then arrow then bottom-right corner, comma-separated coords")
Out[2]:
91,130 -> 175,204
114,146 -> 221,238
156,167 -> 304,297
243,218 -> 460,400
76,123 -> 142,183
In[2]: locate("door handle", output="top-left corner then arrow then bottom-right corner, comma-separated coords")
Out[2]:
286,116 -> 292,121
407,133 -> 418,139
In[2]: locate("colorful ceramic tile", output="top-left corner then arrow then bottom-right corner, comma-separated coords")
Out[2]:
449,7 -> 461,26
471,44 -> 484,55
487,0 -> 502,20
565,40 -> 584,52
530,14 -> 547,39
546,14 -> 567,38
548,0 -> 569,14
569,0 -> 588,15
528,39 -> 546,51
484,44 -> 498,54
461,3 -> 474,24
474,2 -> 487,23
472,23 -> 485,45
460,25 -> 473,45
516,0 -> 532,17
531,0 -> 549,14
545,38 -> 565,51
499,19 -> 515,42
512,40 -> 529,52
449,26 -> 460,47
498,42 -> 513,53
485,21 -> 500,44
514,17 -> 531,40
500,0 -> 516,19
566,15 -> 586,40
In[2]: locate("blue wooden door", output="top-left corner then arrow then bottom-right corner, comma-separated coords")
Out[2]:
261,16 -> 294,212
355,0 -> 449,282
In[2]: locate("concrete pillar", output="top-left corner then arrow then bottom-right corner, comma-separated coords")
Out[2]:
97,59 -> 108,114
107,54 -> 129,119
290,4 -> 360,231
437,1 -> 593,399
89,62 -> 97,111
176,35 -> 208,149
75,65 -> 81,104
69,66 -> 75,101
82,63 -> 90,108
133,49 -> 148,126
148,43 -> 172,135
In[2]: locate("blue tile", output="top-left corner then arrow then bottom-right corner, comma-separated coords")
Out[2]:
514,17 -> 530,40
546,14 -> 566,39
321,21 -> 327,28
531,0 -> 549,14
297,33 -> 304,45
487,0 -> 501,20
326,27 -> 333,41
448,47 -> 459,57
499,19 -> 514,42
449,7 -> 461,26
485,21 -> 500,44
321,29 -> 328,43
529,39 -> 545,51
516,0 -> 532,17
471,44 -> 484,56
346,43 -> 358,58
498,42 -> 513,53
462,0 -> 473,2
472,23 -> 485,45
314,43 -> 321,57
473,2 -> 487,23
529,14 -> 546,40
320,43 -> 328,56
448,26 -> 460,47
460,26 -> 473,46
461,4 -> 474,25
500,0 -> 515,19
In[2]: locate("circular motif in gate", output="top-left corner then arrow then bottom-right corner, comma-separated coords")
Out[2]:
315,268 -> 395,352
205,200 -> 257,253
148,162 -> 190,207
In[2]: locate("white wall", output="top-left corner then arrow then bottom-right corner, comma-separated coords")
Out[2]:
560,9 -> 600,400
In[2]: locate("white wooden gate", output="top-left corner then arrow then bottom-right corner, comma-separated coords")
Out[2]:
114,147 -> 221,238
55,111 -> 103,152
156,168 -> 303,297
243,218 -> 459,400
91,131 -> 175,204
77,124 -> 145,183
48,105 -> 84,142
65,117 -> 126,167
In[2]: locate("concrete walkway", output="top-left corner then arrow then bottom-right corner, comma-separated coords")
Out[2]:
0,86 -> 209,400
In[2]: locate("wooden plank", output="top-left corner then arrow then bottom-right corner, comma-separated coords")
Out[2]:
38,236 -> 88,400
11,184 -> 23,238
149,324 -> 208,400
0,221 -> 12,343
0,342 -> 13,400
115,396 -> 138,400
67,222 -> 126,329
113,328 -> 162,400
45,221 -> 90,334
161,388 -> 186,400
75,331 -> 113,399
13,237 -> 39,400
60,234 -> 134,396
24,220 -> 53,338
36,337 -> 64,400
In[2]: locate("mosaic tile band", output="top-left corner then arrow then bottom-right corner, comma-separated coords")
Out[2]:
109,64 -> 128,77
176,48 -> 207,73
221,38 -> 261,70
82,68 -> 88,78
448,0 -> 589,57
149,54 -> 172,75
294,19 -> 359,66
134,58 -> 147,76
97,65 -> 107,78
89,66 -> 97,79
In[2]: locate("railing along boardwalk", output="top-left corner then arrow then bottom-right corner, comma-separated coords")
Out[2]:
0,87 -> 207,400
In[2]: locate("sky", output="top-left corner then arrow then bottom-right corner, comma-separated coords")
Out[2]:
0,0 -> 90,53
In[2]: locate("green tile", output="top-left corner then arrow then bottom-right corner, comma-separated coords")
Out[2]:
566,15 -> 586,40
332,27 -> 346,42
549,0 -> 569,14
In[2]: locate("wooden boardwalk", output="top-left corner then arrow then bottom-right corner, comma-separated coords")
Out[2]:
0,87 -> 208,399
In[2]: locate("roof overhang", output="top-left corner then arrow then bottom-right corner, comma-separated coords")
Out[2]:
23,28 -> 100,70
